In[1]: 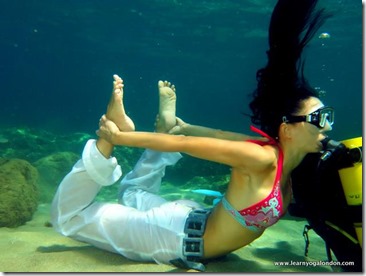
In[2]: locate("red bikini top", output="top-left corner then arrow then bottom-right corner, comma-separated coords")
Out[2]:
221,126 -> 286,231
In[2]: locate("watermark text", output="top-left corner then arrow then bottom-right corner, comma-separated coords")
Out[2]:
273,260 -> 354,267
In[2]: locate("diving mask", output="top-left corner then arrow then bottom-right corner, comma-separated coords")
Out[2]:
282,106 -> 334,129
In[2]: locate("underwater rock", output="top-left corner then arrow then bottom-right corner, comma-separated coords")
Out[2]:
0,158 -> 39,228
0,127 -> 59,162
33,152 -> 80,203
0,127 -> 93,163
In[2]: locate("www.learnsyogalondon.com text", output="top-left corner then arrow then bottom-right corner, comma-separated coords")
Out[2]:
273,260 -> 354,267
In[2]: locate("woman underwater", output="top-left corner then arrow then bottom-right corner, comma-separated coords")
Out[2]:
51,0 -> 333,271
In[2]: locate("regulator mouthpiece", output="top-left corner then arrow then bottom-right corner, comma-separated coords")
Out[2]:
319,137 -> 362,168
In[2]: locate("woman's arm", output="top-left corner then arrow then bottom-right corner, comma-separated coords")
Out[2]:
97,115 -> 271,169
169,117 -> 261,141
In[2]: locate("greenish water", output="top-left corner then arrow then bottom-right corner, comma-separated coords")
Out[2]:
0,0 -> 362,139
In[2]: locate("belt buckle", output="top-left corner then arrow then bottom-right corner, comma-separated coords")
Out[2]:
183,237 -> 203,257
184,209 -> 209,236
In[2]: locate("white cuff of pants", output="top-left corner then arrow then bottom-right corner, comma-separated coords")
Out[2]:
82,139 -> 122,186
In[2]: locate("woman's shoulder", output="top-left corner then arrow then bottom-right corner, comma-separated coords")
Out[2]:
233,140 -> 277,171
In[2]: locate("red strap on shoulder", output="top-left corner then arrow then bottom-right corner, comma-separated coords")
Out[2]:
249,125 -> 284,183
248,125 -> 277,145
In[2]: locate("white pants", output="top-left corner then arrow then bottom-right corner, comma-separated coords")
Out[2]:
51,139 -> 202,266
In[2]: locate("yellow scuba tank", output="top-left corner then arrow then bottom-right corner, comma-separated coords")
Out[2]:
337,137 -> 362,247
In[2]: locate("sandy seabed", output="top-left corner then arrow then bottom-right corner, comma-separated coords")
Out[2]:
0,203 -> 335,273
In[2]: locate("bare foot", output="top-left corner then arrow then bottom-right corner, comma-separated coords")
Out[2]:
106,74 -> 135,132
155,80 -> 177,133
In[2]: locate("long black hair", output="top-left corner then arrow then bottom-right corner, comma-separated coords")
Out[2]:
249,0 -> 332,138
